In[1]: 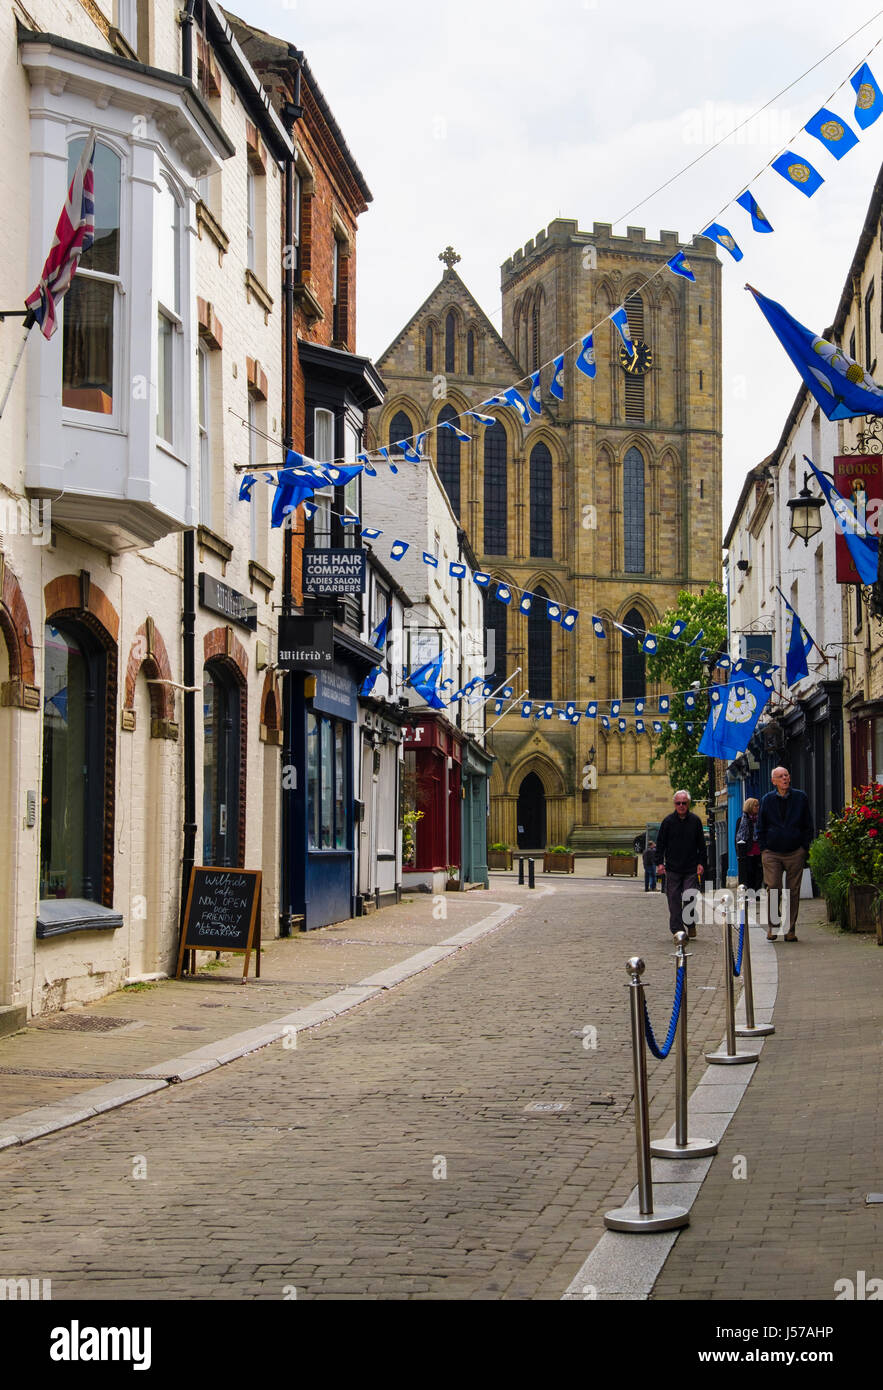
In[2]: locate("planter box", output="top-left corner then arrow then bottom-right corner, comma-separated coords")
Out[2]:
606,855 -> 637,877
847,883 -> 878,933
487,851 -> 512,871
543,852 -> 575,874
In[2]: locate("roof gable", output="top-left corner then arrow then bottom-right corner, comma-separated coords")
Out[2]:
377,269 -> 524,382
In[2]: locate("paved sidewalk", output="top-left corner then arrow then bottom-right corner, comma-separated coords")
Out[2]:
651,900 -> 883,1300
0,885 -> 525,1142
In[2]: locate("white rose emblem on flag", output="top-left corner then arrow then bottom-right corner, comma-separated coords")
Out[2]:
726,685 -> 756,724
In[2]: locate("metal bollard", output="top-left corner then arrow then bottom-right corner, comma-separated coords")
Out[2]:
604,957 -> 690,1232
650,932 -> 718,1159
518,857 -> 525,886
735,888 -> 775,1039
706,900 -> 762,1066
528,857 -> 535,889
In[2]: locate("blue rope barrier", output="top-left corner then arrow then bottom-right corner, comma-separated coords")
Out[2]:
733,914 -> 745,977
643,964 -> 685,1060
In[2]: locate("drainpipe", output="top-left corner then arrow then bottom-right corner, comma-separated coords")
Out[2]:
278,62 -> 304,935
178,0 -> 198,952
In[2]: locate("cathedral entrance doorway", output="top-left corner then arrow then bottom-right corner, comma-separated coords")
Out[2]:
517,771 -> 546,849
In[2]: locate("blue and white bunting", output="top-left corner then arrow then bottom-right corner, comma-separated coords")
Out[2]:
498,387 -> 532,423
611,700 -> 621,716
618,718 -> 627,733
735,189 -> 774,233
550,354 -> 565,400
389,540 -> 409,560
771,152 -> 824,197
634,699 -> 644,714
659,696 -> 670,713
592,616 -> 606,638
439,419 -> 472,444
362,527 -> 382,540
543,703 -> 555,719
666,251 -> 695,281
238,474 -> 256,500
610,307 -> 635,356
521,702 -> 533,717
652,721 -> 663,733
636,720 -> 645,733
357,452 -> 377,477
641,633 -> 659,654
667,620 -> 686,640
585,702 -> 598,718
687,629 -> 704,647
804,108 -> 859,160
449,562 -> 467,579
473,572 -> 491,587
394,439 -> 423,462
562,609 -> 579,630
496,583 -> 512,605
576,333 -> 597,378
423,552 -> 438,568
600,715 -> 610,730
465,410 -> 496,428
519,594 -> 533,613
702,222 -> 743,260
852,62 -> 883,128
527,371 -> 542,416
547,601 -> 562,623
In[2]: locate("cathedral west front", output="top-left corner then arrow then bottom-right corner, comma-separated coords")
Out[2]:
368,218 -> 722,850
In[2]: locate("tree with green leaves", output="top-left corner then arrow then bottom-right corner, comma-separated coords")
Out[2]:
646,585 -> 728,803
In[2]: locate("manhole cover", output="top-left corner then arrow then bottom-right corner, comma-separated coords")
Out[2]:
29,1014 -> 136,1033
523,1101 -> 571,1114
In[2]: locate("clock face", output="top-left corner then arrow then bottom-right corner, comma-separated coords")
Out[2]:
619,340 -> 653,375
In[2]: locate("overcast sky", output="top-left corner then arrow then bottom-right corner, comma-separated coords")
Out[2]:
243,0 -> 883,530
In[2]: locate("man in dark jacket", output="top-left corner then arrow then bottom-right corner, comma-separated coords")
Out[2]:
757,766 -> 813,941
656,791 -> 707,937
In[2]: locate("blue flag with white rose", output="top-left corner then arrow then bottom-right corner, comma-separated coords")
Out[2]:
698,675 -> 771,759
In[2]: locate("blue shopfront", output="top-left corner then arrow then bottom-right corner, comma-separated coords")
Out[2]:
288,636 -> 379,929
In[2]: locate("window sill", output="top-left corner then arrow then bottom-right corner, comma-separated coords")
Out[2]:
249,559 -> 276,597
196,200 -> 230,262
293,281 -> 324,325
245,269 -> 274,318
37,899 -> 124,939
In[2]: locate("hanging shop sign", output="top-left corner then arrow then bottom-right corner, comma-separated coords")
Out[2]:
278,616 -> 334,670
833,455 -> 883,583
199,573 -> 257,632
312,669 -> 358,722
303,548 -> 367,596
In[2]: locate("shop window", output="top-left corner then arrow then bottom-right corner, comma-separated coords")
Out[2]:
529,442 -> 553,557
202,662 -> 241,867
437,403 -> 461,517
307,711 -> 349,850
62,138 -> 121,418
40,622 -> 108,902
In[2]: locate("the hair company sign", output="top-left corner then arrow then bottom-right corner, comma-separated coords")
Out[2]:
303,548 -> 367,595
277,617 -> 334,670
198,573 -> 257,631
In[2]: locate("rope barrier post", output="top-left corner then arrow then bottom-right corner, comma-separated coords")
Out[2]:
650,931 -> 718,1159
706,897 -> 762,1066
604,957 -> 690,1233
528,857 -> 535,889
735,887 -> 775,1039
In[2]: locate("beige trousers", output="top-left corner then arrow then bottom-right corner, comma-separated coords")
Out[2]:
761,848 -> 806,933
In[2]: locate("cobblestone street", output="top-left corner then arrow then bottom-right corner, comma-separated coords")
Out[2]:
0,878 -> 733,1300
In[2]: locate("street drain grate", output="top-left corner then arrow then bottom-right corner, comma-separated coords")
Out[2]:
28,1014 -> 137,1033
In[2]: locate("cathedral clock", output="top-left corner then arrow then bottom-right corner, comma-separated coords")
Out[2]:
619,340 -> 653,375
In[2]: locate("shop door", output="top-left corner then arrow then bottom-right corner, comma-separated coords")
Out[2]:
517,771 -> 546,849
203,663 -> 241,867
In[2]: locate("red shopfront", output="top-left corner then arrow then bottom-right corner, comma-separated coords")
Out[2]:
402,715 -> 462,874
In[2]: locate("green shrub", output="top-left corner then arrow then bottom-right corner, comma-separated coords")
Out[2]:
489,842 -> 509,852
547,845 -> 570,855
808,833 -> 838,887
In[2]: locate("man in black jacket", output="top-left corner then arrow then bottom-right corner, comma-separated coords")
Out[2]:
757,766 -> 813,941
656,791 -> 708,937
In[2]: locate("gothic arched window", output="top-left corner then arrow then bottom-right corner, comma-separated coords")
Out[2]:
529,442 -> 553,557
388,409 -> 413,457
531,301 -> 540,371
484,593 -> 507,687
623,446 -> 645,573
425,325 -> 434,372
621,607 -> 646,700
467,330 -> 475,375
436,403 -> 461,517
484,421 -> 508,554
445,311 -> 456,372
528,585 -> 552,700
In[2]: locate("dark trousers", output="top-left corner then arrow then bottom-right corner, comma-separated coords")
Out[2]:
644,867 -> 657,891
737,855 -> 764,891
663,869 -> 700,934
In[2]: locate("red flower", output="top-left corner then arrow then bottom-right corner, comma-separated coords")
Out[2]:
870,829 -> 878,838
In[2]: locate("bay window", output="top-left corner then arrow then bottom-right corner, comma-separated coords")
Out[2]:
62,138 -> 121,418
155,179 -> 182,447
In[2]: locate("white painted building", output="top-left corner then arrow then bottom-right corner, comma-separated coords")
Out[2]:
0,0 -> 288,1018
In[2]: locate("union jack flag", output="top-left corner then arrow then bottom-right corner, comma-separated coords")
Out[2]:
25,133 -> 96,339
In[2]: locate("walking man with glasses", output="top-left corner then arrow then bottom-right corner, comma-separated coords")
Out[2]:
656,790 -> 707,938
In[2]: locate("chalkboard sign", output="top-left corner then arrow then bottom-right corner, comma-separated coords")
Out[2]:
176,867 -> 262,982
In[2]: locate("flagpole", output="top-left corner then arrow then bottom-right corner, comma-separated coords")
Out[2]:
0,312 -> 35,421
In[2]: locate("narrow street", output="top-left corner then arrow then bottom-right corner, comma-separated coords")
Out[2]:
0,879 -> 732,1300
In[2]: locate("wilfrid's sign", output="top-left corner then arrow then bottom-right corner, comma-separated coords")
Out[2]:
303,548 -> 367,595
277,616 -> 334,670
199,573 -> 257,631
